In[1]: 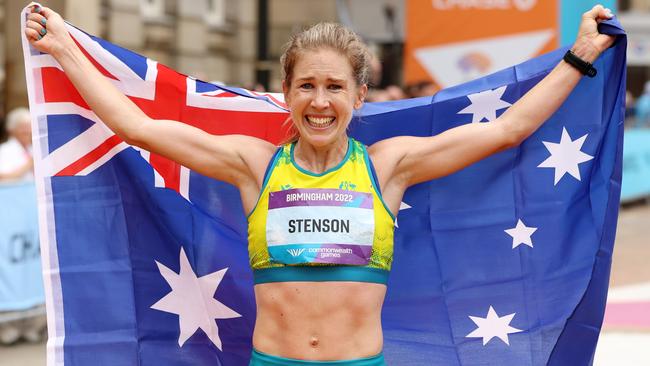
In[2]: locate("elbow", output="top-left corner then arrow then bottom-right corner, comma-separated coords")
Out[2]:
120,118 -> 150,148
120,129 -> 140,147
505,131 -> 527,150
498,117 -> 528,150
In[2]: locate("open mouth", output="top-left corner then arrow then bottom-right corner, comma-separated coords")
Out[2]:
305,116 -> 336,130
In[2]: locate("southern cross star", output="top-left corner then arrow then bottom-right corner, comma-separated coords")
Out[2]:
538,127 -> 594,185
457,86 -> 512,123
395,201 -> 412,228
151,247 -> 241,350
504,219 -> 537,249
466,306 -> 523,346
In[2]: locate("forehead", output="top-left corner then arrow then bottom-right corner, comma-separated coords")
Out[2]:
291,48 -> 354,82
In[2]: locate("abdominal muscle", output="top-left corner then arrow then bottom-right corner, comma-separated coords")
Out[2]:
253,281 -> 387,361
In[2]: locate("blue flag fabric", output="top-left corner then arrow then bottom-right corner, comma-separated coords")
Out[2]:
22,5 -> 626,365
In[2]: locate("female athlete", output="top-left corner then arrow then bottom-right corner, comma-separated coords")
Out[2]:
25,4 -> 614,365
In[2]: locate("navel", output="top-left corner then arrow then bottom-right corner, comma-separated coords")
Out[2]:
309,336 -> 319,348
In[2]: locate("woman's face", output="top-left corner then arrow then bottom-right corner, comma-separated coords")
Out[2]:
283,48 -> 367,149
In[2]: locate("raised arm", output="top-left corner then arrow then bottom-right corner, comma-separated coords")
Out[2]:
24,5 -> 276,192
370,4 -> 615,205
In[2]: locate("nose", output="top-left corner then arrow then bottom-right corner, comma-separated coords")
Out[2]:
311,88 -> 329,110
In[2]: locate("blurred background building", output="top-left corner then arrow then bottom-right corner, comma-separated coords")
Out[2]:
0,0 -> 648,122
620,0 -> 650,96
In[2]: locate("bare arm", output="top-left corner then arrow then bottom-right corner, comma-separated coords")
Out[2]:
24,5 -> 275,189
370,5 -> 615,198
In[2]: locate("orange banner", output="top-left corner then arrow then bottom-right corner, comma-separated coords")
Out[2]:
404,0 -> 558,88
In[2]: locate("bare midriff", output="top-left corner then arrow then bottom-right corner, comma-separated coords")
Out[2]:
253,281 -> 387,361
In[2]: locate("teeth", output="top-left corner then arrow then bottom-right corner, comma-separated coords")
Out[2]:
306,116 -> 335,127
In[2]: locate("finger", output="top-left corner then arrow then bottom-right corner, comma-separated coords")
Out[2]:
27,12 -> 47,27
589,4 -> 613,20
601,7 -> 614,19
26,19 -> 43,31
593,8 -> 614,26
25,27 -> 41,42
595,7 -> 613,21
583,4 -> 604,20
29,3 -> 42,13
25,20 -> 46,37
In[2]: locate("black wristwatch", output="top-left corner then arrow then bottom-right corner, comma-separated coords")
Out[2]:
563,50 -> 597,78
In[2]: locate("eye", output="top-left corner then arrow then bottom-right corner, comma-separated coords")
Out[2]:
299,83 -> 313,90
328,84 -> 343,91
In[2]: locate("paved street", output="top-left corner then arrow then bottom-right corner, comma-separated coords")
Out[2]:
594,201 -> 650,365
1,203 -> 649,365
0,341 -> 44,366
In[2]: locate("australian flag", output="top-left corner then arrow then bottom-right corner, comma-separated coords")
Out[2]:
21,5 -> 626,366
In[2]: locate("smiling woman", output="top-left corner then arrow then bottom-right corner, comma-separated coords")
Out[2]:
283,48 -> 366,152
280,23 -> 369,150
23,3 -> 616,365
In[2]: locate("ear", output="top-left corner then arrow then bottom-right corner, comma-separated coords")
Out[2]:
282,80 -> 290,105
354,84 -> 368,110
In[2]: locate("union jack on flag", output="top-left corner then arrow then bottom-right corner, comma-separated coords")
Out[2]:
23,6 -> 627,366
30,21 -> 289,200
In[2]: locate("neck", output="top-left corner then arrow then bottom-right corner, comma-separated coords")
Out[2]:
293,136 -> 349,174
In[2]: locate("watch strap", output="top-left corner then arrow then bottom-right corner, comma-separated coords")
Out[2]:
563,50 -> 597,78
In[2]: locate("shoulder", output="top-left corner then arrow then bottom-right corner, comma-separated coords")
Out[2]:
226,135 -> 277,160
219,135 -> 278,182
367,136 -> 411,167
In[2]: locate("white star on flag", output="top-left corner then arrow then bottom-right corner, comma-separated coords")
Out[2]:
394,201 -> 412,228
151,247 -> 241,350
466,306 -> 523,346
457,86 -> 512,123
504,219 -> 537,249
538,127 -> 594,185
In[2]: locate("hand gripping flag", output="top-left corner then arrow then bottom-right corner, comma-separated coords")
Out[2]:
22,5 -> 626,366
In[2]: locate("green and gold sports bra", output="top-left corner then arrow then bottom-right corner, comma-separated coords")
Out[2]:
247,138 -> 395,284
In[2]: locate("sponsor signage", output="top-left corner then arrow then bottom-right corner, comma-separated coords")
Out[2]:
405,0 -> 558,87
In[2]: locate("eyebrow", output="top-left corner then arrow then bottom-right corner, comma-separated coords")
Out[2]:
295,77 -> 347,84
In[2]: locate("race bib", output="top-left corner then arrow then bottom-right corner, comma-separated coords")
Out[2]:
266,188 -> 375,265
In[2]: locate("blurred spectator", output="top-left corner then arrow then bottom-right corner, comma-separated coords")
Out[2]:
385,85 -> 406,100
366,89 -> 391,102
405,80 -> 440,98
250,83 -> 266,92
368,53 -> 382,88
625,90 -> 635,122
634,81 -> 650,128
366,85 -> 407,103
0,108 -> 33,182
0,108 -> 45,345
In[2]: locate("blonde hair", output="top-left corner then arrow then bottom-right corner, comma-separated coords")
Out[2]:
280,22 -> 371,144
6,107 -> 30,132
